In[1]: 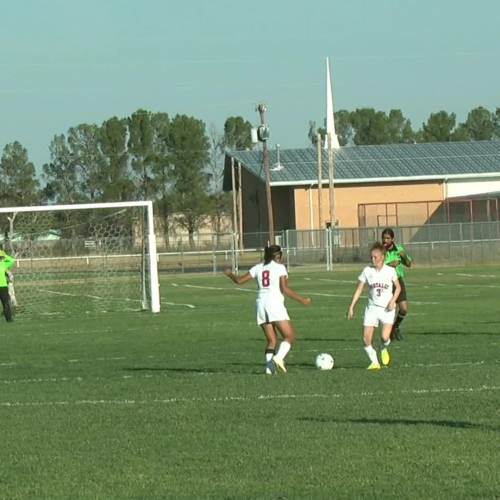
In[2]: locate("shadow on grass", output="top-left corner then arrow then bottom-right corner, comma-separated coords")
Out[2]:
298,417 -> 499,431
123,366 -> 267,376
248,338 -> 355,343
414,331 -> 498,336
123,367 -> 223,374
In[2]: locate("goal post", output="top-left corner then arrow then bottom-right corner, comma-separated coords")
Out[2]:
0,201 -> 161,315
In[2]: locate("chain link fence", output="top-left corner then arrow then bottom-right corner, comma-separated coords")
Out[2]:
153,221 -> 500,274
12,222 -> 500,276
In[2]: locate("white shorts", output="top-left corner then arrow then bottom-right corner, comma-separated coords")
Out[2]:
363,305 -> 396,328
255,299 -> 290,326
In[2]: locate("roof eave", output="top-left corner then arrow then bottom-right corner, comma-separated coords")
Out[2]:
270,172 -> 500,187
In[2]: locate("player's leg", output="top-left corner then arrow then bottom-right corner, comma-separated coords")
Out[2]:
271,320 -> 296,374
380,323 -> 393,366
363,306 -> 380,369
261,323 -> 278,375
392,279 -> 408,341
380,309 -> 395,366
362,325 -> 380,369
0,287 -> 13,322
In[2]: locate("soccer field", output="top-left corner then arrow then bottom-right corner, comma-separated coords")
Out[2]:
1,266 -> 499,499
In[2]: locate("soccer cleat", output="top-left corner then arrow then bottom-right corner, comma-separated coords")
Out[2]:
380,348 -> 390,366
394,326 -> 403,341
272,356 -> 287,374
265,363 -> 276,375
367,363 -> 381,370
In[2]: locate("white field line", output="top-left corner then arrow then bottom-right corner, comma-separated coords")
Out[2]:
0,360 -> 493,387
313,277 -> 500,290
39,288 -> 195,309
180,283 -> 439,304
39,289 -> 103,300
310,273 -> 500,296
0,385 -> 498,408
456,273 -> 497,278
309,292 -> 437,305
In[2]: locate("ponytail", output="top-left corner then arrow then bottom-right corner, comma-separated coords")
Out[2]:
264,244 -> 282,265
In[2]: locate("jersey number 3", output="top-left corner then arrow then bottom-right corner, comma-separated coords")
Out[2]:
262,270 -> 270,287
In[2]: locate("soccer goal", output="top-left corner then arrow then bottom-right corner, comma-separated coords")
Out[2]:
0,201 -> 160,316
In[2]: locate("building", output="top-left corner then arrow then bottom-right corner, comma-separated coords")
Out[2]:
223,140 -> 500,236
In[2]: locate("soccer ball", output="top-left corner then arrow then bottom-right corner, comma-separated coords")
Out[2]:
315,353 -> 334,371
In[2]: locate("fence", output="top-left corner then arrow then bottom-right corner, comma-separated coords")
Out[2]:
10,222 -> 500,275
151,221 -> 500,273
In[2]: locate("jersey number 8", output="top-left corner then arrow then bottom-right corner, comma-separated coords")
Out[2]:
262,270 -> 270,287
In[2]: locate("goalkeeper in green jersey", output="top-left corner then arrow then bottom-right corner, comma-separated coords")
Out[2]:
382,228 -> 412,341
0,250 -> 14,322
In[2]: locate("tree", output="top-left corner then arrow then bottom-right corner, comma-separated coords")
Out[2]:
100,117 -> 133,202
451,124 -> 470,142
350,108 -> 391,145
307,121 -> 325,148
462,107 -> 496,141
0,141 -> 41,270
43,134 -> 81,204
494,108 -> 500,138
207,123 -> 225,193
0,142 -> 40,207
386,109 -> 415,144
67,124 -> 108,201
335,110 -> 354,146
169,114 -> 210,249
309,111 -> 353,147
420,111 -> 457,142
206,124 -> 232,237
224,116 -> 253,150
127,109 -> 170,201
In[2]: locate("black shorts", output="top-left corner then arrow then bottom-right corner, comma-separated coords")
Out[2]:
395,278 -> 407,304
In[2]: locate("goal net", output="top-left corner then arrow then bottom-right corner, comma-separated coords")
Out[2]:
0,201 -> 160,317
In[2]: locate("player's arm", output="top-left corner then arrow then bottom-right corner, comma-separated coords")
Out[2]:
386,259 -> 400,268
398,246 -> 412,268
387,278 -> 401,311
0,253 -> 14,268
223,269 -> 253,285
279,276 -> 311,306
347,280 -> 365,320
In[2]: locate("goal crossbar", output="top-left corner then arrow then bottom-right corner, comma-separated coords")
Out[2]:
0,201 -> 153,214
0,201 -> 161,314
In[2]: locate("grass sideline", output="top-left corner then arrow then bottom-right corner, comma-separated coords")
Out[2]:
0,266 -> 499,499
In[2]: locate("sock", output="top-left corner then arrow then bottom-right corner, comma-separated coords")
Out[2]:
265,348 -> 275,363
364,345 -> 379,365
276,341 -> 291,360
394,310 -> 407,328
381,338 -> 391,350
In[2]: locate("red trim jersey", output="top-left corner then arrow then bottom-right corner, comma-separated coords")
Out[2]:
358,264 -> 398,308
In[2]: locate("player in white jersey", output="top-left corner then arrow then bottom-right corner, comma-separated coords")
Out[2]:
347,243 -> 401,370
224,245 -> 310,375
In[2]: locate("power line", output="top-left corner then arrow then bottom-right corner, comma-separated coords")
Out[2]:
0,51 -> 497,67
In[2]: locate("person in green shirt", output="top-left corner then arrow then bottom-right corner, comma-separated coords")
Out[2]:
0,250 -> 14,322
382,228 -> 412,341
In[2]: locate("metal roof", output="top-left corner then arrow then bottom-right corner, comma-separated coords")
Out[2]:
225,140 -> 500,186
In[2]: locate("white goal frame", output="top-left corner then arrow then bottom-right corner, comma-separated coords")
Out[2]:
0,201 -> 161,313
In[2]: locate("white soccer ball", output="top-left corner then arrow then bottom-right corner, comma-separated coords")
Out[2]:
315,353 -> 334,371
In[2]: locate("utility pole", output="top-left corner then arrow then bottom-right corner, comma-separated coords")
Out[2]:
257,102 -> 274,244
328,133 -> 335,228
231,157 -> 238,238
237,161 -> 243,252
317,133 -> 323,230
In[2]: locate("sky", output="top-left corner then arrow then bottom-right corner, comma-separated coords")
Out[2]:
1,0 -> 499,171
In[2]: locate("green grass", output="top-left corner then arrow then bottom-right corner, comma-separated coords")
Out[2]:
1,266 -> 500,499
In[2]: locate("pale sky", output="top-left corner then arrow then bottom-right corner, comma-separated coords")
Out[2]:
1,0 -> 499,170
